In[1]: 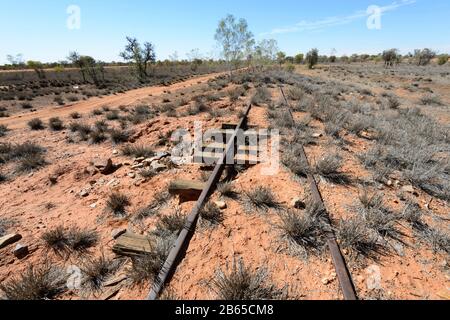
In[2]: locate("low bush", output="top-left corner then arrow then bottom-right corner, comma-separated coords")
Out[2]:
28,118 -> 45,130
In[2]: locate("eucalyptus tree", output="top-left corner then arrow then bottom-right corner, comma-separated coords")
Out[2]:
214,14 -> 255,76
120,37 -> 156,81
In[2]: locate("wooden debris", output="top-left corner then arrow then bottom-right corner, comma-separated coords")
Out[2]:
169,180 -> 206,202
103,274 -> 128,287
100,283 -> 124,300
112,232 -> 153,256
0,234 -> 22,249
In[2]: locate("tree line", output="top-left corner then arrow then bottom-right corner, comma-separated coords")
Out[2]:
3,14 -> 449,80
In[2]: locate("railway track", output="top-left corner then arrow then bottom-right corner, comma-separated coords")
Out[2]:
147,103 -> 253,300
279,86 -> 358,300
146,87 -> 357,300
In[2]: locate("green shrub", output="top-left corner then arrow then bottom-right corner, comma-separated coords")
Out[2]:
438,54 -> 449,65
48,117 -> 64,131
28,118 -> 45,130
306,49 -> 319,69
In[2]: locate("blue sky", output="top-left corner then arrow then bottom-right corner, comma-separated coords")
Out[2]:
0,0 -> 449,64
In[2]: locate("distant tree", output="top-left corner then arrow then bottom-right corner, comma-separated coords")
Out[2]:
340,55 -> 349,63
68,51 -> 86,81
276,51 -> 286,66
120,37 -> 156,81
169,51 -> 179,62
27,61 -> 46,79
318,55 -> 329,63
360,54 -> 370,62
285,63 -> 295,73
329,48 -> 337,60
187,48 -> 203,62
6,54 -> 24,67
305,49 -> 319,69
438,54 -> 449,66
285,56 -> 294,64
214,14 -> 255,76
67,52 -> 103,85
414,48 -> 436,66
253,39 -> 278,66
382,49 -> 399,68
294,53 -> 304,64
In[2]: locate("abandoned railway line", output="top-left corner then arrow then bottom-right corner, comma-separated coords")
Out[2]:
121,89 -> 359,300
2,64 -> 448,301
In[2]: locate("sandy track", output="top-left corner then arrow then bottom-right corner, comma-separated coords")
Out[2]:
0,72 -> 226,129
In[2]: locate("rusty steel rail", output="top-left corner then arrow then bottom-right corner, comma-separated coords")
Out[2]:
279,86 -> 358,300
147,103 -> 253,300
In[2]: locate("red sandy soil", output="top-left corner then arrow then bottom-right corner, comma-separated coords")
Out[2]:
0,72 -> 226,130
0,67 -> 449,301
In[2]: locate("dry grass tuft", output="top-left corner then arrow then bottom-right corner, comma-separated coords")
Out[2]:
209,258 -> 287,300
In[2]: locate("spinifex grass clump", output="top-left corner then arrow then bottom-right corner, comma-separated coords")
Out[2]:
210,258 -> 287,300
243,186 -> 281,213
0,264 -> 67,300
106,192 -> 131,217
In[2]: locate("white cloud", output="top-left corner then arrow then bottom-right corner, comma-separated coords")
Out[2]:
260,0 -> 416,36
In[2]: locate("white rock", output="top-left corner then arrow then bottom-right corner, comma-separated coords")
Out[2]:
131,163 -> 144,170
215,201 -> 227,210
80,190 -> 89,197
401,185 -> 415,193
151,162 -> 168,172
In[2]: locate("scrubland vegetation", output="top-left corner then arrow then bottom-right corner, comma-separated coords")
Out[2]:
0,13 -> 449,302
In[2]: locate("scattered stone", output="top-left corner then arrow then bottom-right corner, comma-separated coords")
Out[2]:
215,201 -> 227,210
291,198 -> 306,210
112,149 -> 119,155
0,234 -> 22,249
127,172 -> 136,179
392,242 -> 405,257
170,156 -> 190,166
80,189 -> 89,197
401,185 -> 415,193
107,179 -> 120,187
143,158 -> 154,165
85,166 -> 98,176
94,158 -> 114,175
48,174 -> 59,184
131,163 -> 144,170
111,228 -> 127,240
321,272 -> 337,285
156,151 -> 170,159
90,203 -> 97,209
134,157 -> 145,163
386,180 -> 393,187
312,133 -> 323,138
151,162 -> 168,173
13,244 -> 29,259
